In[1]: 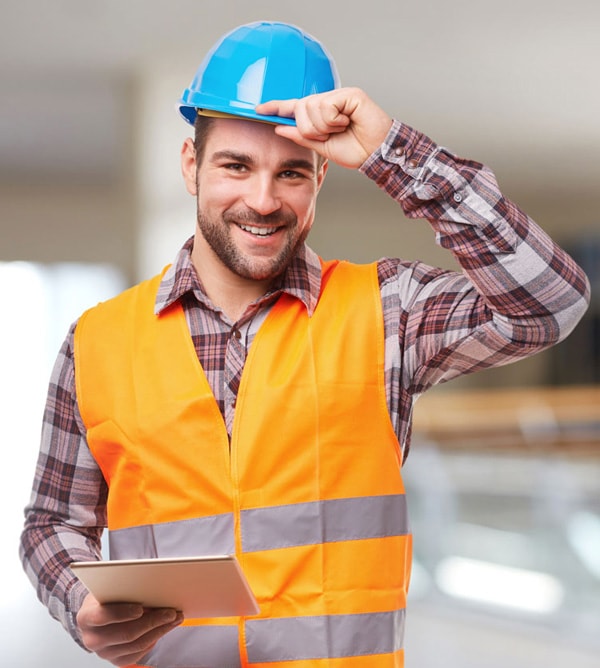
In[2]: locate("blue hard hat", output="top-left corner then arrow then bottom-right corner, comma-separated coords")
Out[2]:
179,21 -> 340,126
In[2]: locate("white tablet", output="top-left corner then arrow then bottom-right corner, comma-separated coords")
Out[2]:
70,555 -> 259,618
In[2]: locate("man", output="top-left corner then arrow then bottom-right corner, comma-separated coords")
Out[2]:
20,21 -> 589,668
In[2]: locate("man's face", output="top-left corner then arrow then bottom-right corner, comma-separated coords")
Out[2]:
182,117 -> 327,284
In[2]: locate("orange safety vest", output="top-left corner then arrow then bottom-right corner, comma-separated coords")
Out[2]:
75,259 -> 412,668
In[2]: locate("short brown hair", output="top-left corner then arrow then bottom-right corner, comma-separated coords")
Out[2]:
193,114 -> 216,166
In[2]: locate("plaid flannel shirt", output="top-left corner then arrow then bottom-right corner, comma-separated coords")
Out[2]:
20,120 -> 590,644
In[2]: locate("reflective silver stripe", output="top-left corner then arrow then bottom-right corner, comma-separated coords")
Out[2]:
246,610 -> 405,663
108,495 -> 408,558
139,624 -> 240,668
109,513 -> 235,559
241,495 -> 408,553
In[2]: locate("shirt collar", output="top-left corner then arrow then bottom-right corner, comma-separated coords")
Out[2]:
154,236 -> 322,317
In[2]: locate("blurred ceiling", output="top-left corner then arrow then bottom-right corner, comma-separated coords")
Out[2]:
1,0 -> 599,197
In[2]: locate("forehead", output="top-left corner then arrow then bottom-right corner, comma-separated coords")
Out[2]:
204,118 -> 317,167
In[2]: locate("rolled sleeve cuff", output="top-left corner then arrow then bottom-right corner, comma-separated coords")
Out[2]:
67,577 -> 91,649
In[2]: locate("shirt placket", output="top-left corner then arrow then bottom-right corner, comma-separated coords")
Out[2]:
222,306 -> 272,435
224,324 -> 246,434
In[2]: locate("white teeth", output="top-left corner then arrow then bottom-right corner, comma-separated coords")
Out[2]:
239,224 -> 277,236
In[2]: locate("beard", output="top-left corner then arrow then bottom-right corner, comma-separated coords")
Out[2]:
196,205 -> 309,282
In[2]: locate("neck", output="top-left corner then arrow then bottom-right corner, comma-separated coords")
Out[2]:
191,240 -> 273,323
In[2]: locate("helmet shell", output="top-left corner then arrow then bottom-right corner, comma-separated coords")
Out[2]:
179,21 -> 340,126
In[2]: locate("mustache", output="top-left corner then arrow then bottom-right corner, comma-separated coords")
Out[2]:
223,208 -> 296,227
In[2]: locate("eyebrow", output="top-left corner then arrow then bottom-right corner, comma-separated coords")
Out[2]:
210,150 -> 316,174
211,150 -> 253,164
280,158 -> 317,174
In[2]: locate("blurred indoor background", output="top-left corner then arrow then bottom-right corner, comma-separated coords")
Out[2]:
1,1 -> 598,666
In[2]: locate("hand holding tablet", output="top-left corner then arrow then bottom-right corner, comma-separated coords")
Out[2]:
71,555 -> 259,618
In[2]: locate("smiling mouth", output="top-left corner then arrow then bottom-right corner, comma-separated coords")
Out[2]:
237,223 -> 280,237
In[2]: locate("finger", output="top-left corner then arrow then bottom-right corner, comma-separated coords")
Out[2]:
88,608 -> 181,646
257,96 -> 350,143
255,99 -> 298,120
77,594 -> 146,631
95,614 -> 183,665
305,97 -> 352,133
291,102 -> 332,141
81,601 -> 145,628
271,125 -> 330,152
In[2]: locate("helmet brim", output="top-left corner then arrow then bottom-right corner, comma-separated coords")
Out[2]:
179,103 -> 296,127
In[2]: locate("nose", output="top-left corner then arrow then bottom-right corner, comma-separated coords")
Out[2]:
243,174 -> 282,216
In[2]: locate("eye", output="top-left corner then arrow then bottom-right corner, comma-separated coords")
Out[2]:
223,162 -> 248,173
279,170 -> 305,180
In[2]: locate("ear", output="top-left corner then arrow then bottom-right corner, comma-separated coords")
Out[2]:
181,138 -> 198,195
316,159 -> 328,193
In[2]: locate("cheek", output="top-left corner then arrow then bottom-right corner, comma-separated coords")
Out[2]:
197,182 -> 238,212
295,195 -> 317,228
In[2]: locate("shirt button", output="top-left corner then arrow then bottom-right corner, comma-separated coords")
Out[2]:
453,192 -> 463,203
407,159 -> 418,169
232,327 -> 242,339
395,147 -> 405,156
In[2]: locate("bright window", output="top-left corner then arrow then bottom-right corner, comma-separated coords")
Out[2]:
1,261 -> 123,665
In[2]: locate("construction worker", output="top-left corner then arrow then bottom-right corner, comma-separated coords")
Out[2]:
21,21 -> 590,668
